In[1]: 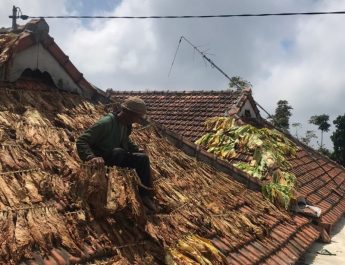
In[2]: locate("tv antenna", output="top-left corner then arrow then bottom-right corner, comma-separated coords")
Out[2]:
169,36 -> 233,82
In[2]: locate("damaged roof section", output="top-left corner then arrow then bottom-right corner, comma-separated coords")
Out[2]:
0,81 -> 320,264
0,18 -> 106,102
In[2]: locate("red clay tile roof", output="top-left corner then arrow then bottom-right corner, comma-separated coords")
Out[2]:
0,19 -> 106,102
0,80 -> 320,265
109,89 -> 260,141
109,90 -> 345,231
289,148 -> 345,226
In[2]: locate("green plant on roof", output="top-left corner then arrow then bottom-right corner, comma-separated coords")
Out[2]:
262,170 -> 297,209
195,117 -> 299,209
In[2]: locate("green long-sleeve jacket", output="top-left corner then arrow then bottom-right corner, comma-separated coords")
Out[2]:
76,113 -> 139,161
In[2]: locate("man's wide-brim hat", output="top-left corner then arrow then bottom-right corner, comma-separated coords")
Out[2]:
121,97 -> 147,116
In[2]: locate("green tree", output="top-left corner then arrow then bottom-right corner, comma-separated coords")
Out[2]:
229,76 -> 252,90
301,130 -> 317,146
331,114 -> 345,166
272,100 -> 293,131
318,147 -> 332,158
309,114 -> 331,149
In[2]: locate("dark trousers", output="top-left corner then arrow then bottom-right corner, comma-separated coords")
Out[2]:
104,148 -> 153,197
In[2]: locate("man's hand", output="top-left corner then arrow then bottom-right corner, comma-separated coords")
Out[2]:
88,157 -> 104,167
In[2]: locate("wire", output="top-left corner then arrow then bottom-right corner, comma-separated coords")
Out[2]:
254,100 -> 274,120
168,37 -> 182,77
21,11 -> 345,20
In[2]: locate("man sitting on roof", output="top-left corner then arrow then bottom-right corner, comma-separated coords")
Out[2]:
76,96 -> 156,211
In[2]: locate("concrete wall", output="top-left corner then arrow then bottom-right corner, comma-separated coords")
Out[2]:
7,43 -> 81,94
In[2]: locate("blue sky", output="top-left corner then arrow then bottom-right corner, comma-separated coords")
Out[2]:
67,0 -> 121,15
280,39 -> 294,52
66,0 -> 122,26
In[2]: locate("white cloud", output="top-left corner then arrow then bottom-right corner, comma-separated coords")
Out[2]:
255,0 -> 345,148
1,0 -> 344,149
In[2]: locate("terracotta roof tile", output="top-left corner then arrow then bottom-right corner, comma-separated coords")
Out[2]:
108,89 -> 256,137
263,224 -> 319,265
307,193 -> 322,204
292,215 -> 309,226
318,200 -> 333,213
226,253 -> 246,265
243,244 -> 263,261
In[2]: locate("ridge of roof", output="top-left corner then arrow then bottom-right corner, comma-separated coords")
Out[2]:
108,89 -> 243,95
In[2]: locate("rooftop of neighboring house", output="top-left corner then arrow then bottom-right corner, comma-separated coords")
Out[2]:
108,89 -> 261,140
0,18 -> 107,103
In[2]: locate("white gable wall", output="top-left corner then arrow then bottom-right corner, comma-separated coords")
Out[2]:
238,99 -> 258,119
7,43 -> 81,94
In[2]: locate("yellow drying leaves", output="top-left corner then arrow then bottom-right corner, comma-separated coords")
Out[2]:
165,234 -> 227,265
195,117 -> 298,209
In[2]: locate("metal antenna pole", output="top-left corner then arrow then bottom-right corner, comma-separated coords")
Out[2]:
178,36 -> 276,119
180,36 -> 232,82
254,100 -> 274,120
10,6 -> 18,30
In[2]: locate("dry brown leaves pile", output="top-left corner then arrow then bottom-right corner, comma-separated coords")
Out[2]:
0,88 -> 291,265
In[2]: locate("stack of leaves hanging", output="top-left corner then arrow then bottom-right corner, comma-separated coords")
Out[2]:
195,117 -> 299,209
